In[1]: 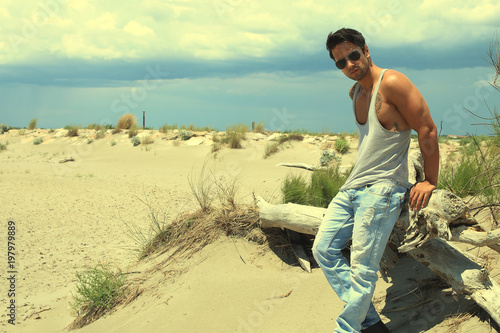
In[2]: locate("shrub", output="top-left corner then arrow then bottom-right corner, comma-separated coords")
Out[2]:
33,137 -> 43,145
95,130 -> 106,139
110,140 -> 117,146
28,118 -> 38,130
223,123 -> 249,149
0,124 -> 9,134
66,125 -> 80,137
179,129 -> 193,141
131,136 -> 140,146
127,125 -> 139,138
70,264 -> 126,314
335,138 -> 350,154
320,150 -> 340,166
0,142 -> 7,151
116,114 -> 137,130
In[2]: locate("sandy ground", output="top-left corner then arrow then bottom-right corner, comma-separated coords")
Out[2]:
0,129 -> 498,333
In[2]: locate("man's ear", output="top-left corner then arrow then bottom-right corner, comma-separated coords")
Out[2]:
363,44 -> 369,57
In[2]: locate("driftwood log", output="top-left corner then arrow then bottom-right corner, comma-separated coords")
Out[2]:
257,150 -> 500,325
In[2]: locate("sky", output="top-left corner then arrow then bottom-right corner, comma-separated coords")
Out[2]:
0,0 -> 499,135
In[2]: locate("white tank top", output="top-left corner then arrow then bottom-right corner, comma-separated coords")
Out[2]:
340,69 -> 412,191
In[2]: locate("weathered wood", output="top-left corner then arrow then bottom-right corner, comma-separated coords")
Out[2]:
257,196 -> 324,235
276,162 -> 321,171
408,238 -> 500,325
287,230 -> 312,273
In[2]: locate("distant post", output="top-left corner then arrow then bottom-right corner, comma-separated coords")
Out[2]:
142,111 -> 146,129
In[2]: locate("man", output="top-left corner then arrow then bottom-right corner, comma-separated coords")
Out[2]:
312,28 -> 439,333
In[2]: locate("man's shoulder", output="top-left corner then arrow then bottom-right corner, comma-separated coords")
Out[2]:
381,69 -> 415,93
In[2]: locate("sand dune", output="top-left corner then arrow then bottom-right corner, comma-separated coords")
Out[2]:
0,128 -> 497,333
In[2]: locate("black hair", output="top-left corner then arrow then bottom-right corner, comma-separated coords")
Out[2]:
326,28 -> 366,61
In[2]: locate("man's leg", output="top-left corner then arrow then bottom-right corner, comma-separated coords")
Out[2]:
335,182 -> 407,333
312,189 -> 380,331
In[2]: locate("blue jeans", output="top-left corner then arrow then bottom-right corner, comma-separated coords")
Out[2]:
312,181 -> 407,333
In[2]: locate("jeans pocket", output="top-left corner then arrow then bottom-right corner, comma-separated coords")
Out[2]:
365,182 -> 394,197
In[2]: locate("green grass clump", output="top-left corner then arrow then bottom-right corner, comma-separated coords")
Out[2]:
439,136 -> 499,204
69,264 -> 127,329
71,264 -> 126,311
282,164 -> 349,208
334,138 -> 350,154
33,137 -> 43,145
0,142 -> 7,151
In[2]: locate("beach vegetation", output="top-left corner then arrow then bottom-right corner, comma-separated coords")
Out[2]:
112,128 -> 122,134
65,125 -> 80,137
110,140 -> 117,146
282,163 -> 349,208
131,136 -> 140,146
334,138 -> 350,154
141,135 -> 154,145
222,123 -> 249,149
0,142 -> 7,151
19,129 -> 26,135
159,123 -> 178,133
28,118 -> 38,130
87,123 -> 104,131
263,142 -> 279,158
278,132 -> 304,144
127,125 -> 139,138
320,150 -> 340,166
179,129 -> 193,140
33,137 -> 43,145
87,139 -> 94,144
67,263 -> 141,330
95,130 -> 106,139
253,121 -> 265,133
0,124 -> 9,134
116,113 -> 137,130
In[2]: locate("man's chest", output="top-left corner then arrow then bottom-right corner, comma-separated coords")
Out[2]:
354,91 -> 403,131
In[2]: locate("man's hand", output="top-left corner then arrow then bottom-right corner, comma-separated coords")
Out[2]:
409,180 -> 436,211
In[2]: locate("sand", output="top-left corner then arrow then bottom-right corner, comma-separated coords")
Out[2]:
0,128 -> 498,333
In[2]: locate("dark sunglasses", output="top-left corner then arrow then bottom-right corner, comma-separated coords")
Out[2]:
335,50 -> 361,70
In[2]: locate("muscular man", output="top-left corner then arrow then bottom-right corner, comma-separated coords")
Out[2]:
312,28 -> 439,333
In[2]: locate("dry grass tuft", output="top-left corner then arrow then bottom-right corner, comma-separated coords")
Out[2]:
141,205 -> 261,262
117,113 -> 137,130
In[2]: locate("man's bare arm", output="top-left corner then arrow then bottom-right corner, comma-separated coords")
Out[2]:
384,71 -> 439,210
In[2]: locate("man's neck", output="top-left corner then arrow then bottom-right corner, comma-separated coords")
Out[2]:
358,64 -> 382,94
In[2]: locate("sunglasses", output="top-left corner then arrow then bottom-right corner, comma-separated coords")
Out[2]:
335,50 -> 361,70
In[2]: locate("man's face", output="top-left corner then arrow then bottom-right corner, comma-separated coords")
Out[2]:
331,42 -> 369,81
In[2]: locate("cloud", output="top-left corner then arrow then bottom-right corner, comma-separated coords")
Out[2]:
0,0 -> 498,65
